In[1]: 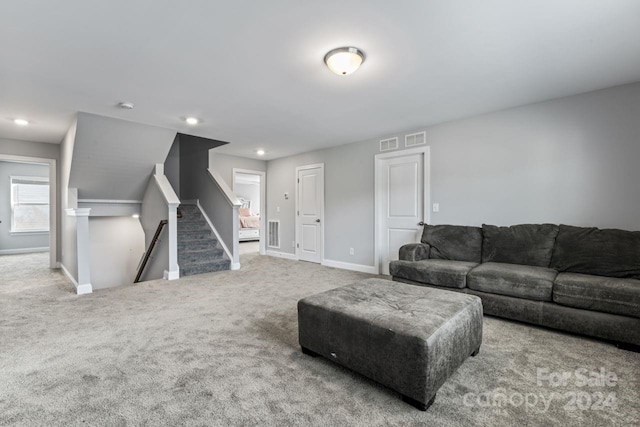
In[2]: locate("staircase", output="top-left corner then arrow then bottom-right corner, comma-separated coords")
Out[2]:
177,204 -> 231,276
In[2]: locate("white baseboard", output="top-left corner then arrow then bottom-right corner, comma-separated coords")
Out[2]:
164,269 -> 180,280
76,284 -> 93,295
0,247 -> 49,255
321,259 -> 378,274
266,250 -> 298,261
60,263 -> 93,295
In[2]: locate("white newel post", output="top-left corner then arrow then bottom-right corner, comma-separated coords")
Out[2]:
165,203 -> 180,280
67,208 -> 93,295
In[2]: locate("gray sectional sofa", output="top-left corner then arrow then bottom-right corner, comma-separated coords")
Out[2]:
389,224 -> 640,348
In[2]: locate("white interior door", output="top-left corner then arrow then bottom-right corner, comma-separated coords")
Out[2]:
296,165 -> 324,263
379,154 -> 424,275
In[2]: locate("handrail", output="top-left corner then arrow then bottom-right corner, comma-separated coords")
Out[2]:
134,219 -> 168,283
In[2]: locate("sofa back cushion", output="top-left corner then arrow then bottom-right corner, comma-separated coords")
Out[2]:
421,224 -> 482,263
550,225 -> 640,279
482,224 -> 559,267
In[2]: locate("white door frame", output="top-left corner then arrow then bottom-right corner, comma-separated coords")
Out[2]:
295,163 -> 325,263
374,147 -> 430,275
232,168 -> 266,256
0,154 -> 57,269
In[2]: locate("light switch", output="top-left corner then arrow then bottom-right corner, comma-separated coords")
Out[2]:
433,203 -> 440,213
276,206 -> 280,212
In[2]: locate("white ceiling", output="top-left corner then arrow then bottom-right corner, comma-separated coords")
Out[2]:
1,0 -> 640,160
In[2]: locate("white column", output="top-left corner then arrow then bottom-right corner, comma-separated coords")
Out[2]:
164,202 -> 180,280
66,208 -> 93,295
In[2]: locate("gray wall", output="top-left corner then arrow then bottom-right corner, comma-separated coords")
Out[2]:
164,137 -> 181,198
209,152 -> 266,188
266,82 -> 640,267
0,137 -> 61,262
61,121 -> 78,279
70,112 -> 176,200
0,161 -> 50,252
140,176 -> 171,282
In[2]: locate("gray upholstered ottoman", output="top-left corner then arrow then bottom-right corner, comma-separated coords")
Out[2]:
297,278 -> 483,410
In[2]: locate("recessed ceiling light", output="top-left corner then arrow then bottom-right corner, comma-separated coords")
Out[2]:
185,117 -> 199,125
14,118 -> 29,126
256,149 -> 265,156
132,214 -> 140,219
324,47 -> 365,75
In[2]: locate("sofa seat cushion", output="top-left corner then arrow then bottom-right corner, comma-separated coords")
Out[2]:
553,273 -> 640,319
389,259 -> 478,289
467,262 -> 558,302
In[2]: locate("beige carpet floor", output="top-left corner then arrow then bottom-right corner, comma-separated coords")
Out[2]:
0,252 -> 638,426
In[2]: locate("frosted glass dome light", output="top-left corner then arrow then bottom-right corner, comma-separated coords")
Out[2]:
324,47 -> 365,75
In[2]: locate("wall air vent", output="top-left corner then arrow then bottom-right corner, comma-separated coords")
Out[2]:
379,137 -> 399,152
405,131 -> 426,147
268,220 -> 280,248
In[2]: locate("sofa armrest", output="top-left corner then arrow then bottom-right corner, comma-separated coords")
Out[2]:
399,243 -> 430,261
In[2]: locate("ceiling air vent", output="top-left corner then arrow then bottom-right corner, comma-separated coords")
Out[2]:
268,220 -> 280,249
405,131 -> 426,147
379,137 -> 398,152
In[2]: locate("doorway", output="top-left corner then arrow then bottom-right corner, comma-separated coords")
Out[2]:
295,164 -> 324,264
233,169 -> 266,256
0,156 -> 57,269
375,147 -> 430,275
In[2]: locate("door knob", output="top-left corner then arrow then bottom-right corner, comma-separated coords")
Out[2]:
316,219 -> 321,223
418,221 -> 425,226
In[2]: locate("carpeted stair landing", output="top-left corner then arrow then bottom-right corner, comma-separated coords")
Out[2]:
177,204 -> 230,276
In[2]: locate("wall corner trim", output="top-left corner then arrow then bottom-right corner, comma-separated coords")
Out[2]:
321,259 -> 377,275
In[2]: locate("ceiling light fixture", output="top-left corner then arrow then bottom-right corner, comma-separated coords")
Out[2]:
14,118 -> 29,126
119,102 -> 134,110
256,149 -> 265,156
324,47 -> 365,75
185,117 -> 199,125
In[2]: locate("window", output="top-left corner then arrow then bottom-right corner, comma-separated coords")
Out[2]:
10,176 -> 50,233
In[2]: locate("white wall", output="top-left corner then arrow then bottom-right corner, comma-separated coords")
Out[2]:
266,82 -> 640,267
0,161 -> 50,253
89,217 -> 145,289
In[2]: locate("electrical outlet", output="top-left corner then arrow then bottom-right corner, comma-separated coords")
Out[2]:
276,206 -> 280,212
432,203 -> 440,213
349,248 -> 354,255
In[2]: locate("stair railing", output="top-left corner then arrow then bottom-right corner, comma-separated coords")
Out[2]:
134,219 -> 168,283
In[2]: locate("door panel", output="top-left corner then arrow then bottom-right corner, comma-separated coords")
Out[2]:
302,224 -> 317,253
380,154 -> 424,275
297,166 -> 324,263
388,163 -> 419,217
